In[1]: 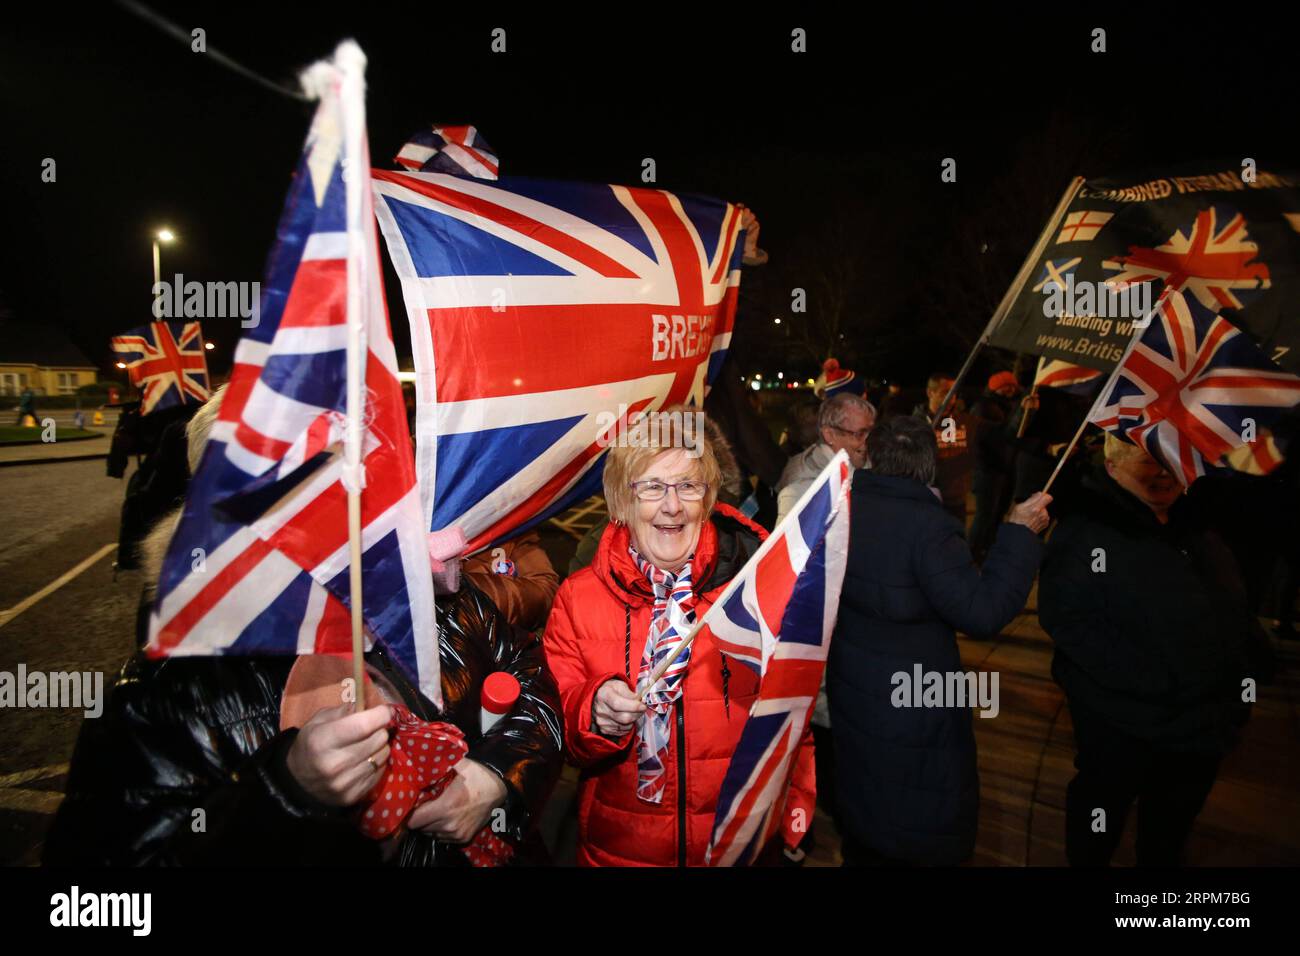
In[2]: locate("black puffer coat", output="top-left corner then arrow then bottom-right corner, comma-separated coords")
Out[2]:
1039,470 -> 1254,754
43,584 -> 563,866
828,472 -> 1042,864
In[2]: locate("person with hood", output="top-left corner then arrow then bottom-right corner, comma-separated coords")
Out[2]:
829,414 -> 1051,865
43,388 -> 564,867
543,406 -> 815,865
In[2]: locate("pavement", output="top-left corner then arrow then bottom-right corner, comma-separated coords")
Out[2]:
0,432 -> 111,466
0,459 -> 137,865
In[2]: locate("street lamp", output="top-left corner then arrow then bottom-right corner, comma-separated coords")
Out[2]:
153,228 -> 176,287
204,341 -> 215,351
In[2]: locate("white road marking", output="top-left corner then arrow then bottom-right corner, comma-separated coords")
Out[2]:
0,788 -> 64,814
0,543 -> 117,629
0,763 -> 70,789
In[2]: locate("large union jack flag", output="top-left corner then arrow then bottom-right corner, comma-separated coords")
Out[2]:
372,168 -> 746,555
1103,204 -> 1272,311
1091,292 -> 1300,485
703,450 -> 852,866
146,45 -> 439,705
110,320 -> 210,415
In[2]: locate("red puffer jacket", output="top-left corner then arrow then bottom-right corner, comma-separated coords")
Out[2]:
544,503 -> 816,866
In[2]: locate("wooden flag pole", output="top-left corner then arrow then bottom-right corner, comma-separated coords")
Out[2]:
641,617 -> 706,692
1016,385 -> 1038,439
931,177 -> 1085,425
1040,296 -> 1163,495
334,41 -> 371,712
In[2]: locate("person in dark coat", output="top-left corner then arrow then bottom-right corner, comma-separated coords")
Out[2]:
968,372 -> 1022,562
828,415 -> 1051,865
1038,434 -> 1256,867
43,586 -> 563,867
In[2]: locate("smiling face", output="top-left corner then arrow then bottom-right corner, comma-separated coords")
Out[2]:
820,403 -> 874,470
628,448 -> 706,574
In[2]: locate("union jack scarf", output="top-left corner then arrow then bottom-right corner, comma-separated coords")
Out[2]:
631,546 -> 698,804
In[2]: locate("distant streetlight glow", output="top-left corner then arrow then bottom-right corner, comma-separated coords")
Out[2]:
204,341 -> 215,350
115,361 -> 127,369
774,317 -> 781,325
152,227 -> 177,287
778,372 -> 784,380
750,380 -> 761,392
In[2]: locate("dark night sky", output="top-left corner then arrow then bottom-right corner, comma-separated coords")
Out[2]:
2,5 -> 1296,381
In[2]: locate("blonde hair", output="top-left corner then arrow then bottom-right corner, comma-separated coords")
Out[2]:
602,405 -> 722,524
186,385 -> 227,474
1103,432 -> 1148,466
139,386 -> 227,581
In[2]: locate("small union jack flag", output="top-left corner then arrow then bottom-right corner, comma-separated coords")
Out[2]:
703,450 -> 853,866
1103,204 -> 1272,312
1033,357 -> 1103,393
394,124 -> 498,180
1091,292 -> 1300,484
110,321 -> 210,415
146,43 -> 438,704
372,167 -> 746,556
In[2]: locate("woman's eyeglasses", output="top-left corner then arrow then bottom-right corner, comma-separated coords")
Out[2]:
630,479 -> 709,502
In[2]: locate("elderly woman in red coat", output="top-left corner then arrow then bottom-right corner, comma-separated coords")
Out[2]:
544,409 -> 815,866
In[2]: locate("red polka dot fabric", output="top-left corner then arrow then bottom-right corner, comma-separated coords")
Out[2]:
358,704 -> 514,866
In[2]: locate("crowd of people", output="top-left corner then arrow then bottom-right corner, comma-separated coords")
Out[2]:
42,353 -> 1297,868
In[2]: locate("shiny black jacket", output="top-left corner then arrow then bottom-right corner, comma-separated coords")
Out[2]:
43,584 -> 563,866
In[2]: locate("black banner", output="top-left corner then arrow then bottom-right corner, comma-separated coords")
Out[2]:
990,166 -> 1300,376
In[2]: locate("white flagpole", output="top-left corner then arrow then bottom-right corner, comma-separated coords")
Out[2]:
336,41 -> 371,711
932,176 -> 1086,424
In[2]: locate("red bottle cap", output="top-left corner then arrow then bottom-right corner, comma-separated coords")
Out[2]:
482,671 -> 520,715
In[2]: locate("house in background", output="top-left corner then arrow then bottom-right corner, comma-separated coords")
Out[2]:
0,320 -> 99,396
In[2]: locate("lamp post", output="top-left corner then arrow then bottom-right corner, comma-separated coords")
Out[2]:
152,228 -> 176,288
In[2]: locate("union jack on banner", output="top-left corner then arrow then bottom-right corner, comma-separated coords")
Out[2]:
394,124 -> 498,180
146,43 -> 439,705
110,321 -> 210,415
1091,292 -> 1300,485
703,450 -> 853,866
372,168 -> 746,555
1103,204 -> 1272,311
